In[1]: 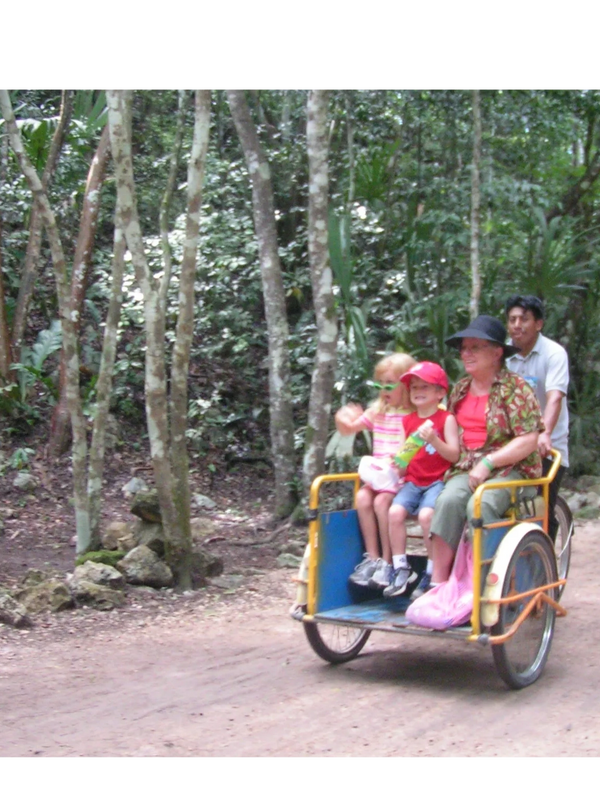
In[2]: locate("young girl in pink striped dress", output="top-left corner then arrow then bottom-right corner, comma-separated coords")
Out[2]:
334,352 -> 416,589
289,352 -> 416,619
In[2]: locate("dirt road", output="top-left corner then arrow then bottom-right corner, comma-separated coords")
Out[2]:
1,522 -> 600,758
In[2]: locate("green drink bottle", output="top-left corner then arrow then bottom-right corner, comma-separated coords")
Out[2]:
394,419 -> 434,468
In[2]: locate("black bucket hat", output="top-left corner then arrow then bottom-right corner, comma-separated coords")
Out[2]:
445,314 -> 521,357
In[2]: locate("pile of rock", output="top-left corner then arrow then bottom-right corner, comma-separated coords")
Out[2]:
0,488 -> 223,629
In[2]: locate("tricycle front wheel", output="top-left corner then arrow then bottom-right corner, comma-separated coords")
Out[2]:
492,530 -> 557,689
303,621 -> 371,664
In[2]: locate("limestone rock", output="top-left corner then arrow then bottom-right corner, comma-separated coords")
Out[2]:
190,549 -> 224,588
562,492 -> 586,513
0,592 -> 33,628
131,520 -> 166,556
130,490 -> 161,523
101,520 -> 133,551
14,580 -> 74,614
122,476 -> 149,498
70,580 -> 126,610
116,530 -> 138,552
117,545 -> 173,588
209,574 -> 244,590
190,516 -> 217,541
585,491 -> 600,507
575,505 -> 600,520
20,568 -> 49,587
193,493 -> 217,510
71,561 -> 126,590
276,553 -> 302,568
13,471 -> 37,491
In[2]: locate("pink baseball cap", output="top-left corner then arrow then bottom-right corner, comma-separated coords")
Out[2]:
400,361 -> 449,392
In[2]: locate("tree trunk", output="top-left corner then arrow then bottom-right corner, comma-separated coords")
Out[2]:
160,90 -> 189,306
169,91 -> 211,583
11,90 -> 74,361
302,91 -> 337,491
0,90 -> 90,552
227,90 -> 296,518
107,89 -> 177,550
87,208 -> 127,546
107,89 -> 210,588
48,122 -> 112,457
0,215 -> 12,380
469,89 -> 482,321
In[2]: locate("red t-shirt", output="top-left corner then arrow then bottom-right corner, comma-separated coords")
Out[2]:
455,392 -> 489,449
401,408 -> 453,487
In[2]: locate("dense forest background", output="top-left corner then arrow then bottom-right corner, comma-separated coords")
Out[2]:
1,90 -> 599,569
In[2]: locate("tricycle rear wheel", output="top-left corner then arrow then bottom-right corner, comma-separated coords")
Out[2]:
553,495 -> 572,597
492,530 -> 557,689
303,621 -> 371,664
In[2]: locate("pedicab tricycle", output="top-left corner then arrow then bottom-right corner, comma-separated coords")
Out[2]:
292,451 -> 573,689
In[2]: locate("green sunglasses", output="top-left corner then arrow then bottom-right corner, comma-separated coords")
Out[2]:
366,380 -> 401,392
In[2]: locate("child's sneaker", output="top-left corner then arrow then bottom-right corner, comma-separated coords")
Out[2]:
289,603 -> 307,621
383,565 -> 418,598
410,572 -> 433,600
368,559 -> 394,590
349,555 -> 378,587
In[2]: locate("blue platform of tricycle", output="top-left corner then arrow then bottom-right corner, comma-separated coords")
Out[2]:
310,507 -> 514,637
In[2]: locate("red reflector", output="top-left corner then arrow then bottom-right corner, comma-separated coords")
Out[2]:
487,573 -> 499,586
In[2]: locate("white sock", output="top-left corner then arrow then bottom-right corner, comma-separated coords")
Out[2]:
392,554 -> 408,570
426,559 -> 433,575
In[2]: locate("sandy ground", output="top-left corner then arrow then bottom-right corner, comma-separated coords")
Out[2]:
1,520 -> 599,760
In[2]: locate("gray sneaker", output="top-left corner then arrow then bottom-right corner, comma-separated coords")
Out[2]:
368,559 -> 394,590
410,572 -> 432,600
349,555 -> 378,587
383,565 -> 418,598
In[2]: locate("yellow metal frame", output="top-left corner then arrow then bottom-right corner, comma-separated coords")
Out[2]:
467,449 -> 567,641
304,450 -> 567,642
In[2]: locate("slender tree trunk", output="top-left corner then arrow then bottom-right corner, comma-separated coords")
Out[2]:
302,91 -> 337,491
0,90 -> 90,552
160,90 -> 189,307
87,207 -> 127,546
49,122 -> 112,456
107,89 -> 210,588
469,89 -> 482,320
11,91 -> 74,361
227,90 -> 296,518
107,89 -> 176,545
169,91 -> 211,582
0,130 -> 9,379
0,216 -> 12,379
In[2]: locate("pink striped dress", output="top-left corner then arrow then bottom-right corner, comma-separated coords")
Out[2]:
358,407 -> 410,459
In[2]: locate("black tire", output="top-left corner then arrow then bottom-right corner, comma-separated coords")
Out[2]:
492,530 -> 557,690
303,621 -> 371,664
553,495 -> 573,595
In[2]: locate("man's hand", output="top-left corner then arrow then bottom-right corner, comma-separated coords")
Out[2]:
538,431 -> 553,459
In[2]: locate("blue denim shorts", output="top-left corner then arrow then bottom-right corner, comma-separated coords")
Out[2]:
392,480 -> 445,515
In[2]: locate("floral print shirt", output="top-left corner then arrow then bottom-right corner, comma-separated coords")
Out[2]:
447,368 -> 544,480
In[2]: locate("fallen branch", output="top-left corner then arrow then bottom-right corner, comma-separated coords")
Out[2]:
205,520 -> 292,547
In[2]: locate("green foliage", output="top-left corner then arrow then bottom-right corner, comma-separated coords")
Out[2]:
8,447 -> 35,470
75,550 -> 126,567
328,210 -> 369,371
4,89 -> 600,478
12,320 -> 62,403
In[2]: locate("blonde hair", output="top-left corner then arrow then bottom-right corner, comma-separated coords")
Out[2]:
371,352 -> 417,413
